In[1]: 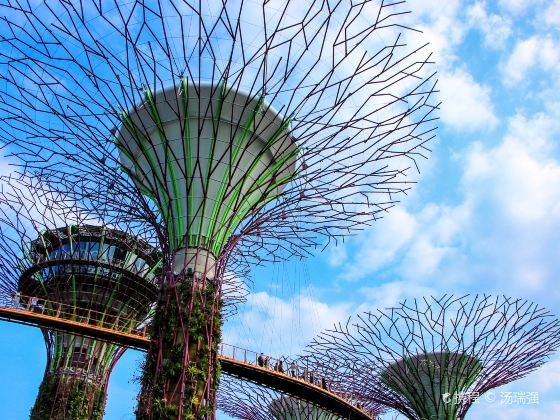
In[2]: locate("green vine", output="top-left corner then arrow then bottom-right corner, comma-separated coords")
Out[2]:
136,277 -> 222,419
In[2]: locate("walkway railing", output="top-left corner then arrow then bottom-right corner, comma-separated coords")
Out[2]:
0,294 -> 374,418
1,293 -> 150,338
219,342 -> 376,417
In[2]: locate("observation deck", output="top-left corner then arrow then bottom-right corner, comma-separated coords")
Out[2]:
0,295 -> 374,419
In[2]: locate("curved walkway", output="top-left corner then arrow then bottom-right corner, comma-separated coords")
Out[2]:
0,295 -> 374,419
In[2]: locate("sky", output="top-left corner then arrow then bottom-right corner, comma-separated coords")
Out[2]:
1,0 -> 560,419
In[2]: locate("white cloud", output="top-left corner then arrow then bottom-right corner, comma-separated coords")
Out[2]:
525,359 -> 560,392
503,37 -> 538,82
540,0 -> 560,26
409,0 -> 462,18
223,291 -> 352,358
441,109 -> 560,295
338,207 -> 417,280
498,0 -> 546,15
356,281 -> 437,314
402,0 -> 465,68
326,243 -> 347,268
332,102 -> 560,307
503,36 -> 560,84
400,236 -> 450,279
467,2 -> 512,48
439,68 -> 498,131
463,112 -> 560,223
443,110 -> 560,299
223,281 -> 435,375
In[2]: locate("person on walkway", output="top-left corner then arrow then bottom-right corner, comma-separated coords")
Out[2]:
275,359 -> 284,374
290,361 -> 297,377
264,356 -> 270,369
12,292 -> 20,308
257,353 -> 264,367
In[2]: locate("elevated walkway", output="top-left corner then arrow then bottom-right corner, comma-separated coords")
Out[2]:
0,295 -> 374,419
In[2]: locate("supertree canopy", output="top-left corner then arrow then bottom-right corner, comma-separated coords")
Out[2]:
117,82 -> 297,264
303,295 -> 560,420
0,177 -> 161,419
0,0 -> 438,417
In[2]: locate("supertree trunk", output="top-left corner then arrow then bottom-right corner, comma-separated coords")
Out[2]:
138,273 -> 222,419
31,370 -> 107,420
120,81 -> 294,418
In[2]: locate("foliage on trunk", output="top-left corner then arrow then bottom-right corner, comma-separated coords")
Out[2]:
137,276 -> 222,419
30,374 -> 106,420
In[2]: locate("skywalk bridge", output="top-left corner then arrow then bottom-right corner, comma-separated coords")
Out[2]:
0,294 -> 374,419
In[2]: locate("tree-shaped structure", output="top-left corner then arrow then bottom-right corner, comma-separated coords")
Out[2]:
304,295 -> 560,420
0,0 -> 438,416
0,178 -> 161,419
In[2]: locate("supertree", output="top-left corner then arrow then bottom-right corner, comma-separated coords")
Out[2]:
303,294 -> 560,420
0,176 -> 162,419
217,374 -> 382,419
0,0 -> 439,417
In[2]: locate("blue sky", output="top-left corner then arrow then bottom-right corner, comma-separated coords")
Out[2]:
2,0 -> 560,419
